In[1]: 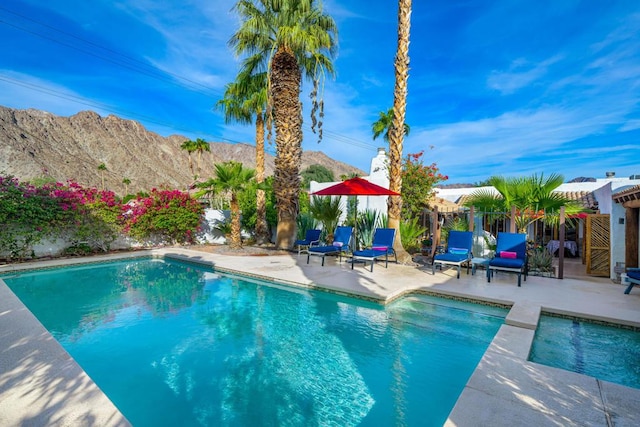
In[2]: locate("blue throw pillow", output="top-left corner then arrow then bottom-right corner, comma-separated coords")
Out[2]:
448,247 -> 469,255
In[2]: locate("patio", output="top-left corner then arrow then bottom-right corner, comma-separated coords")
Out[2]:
1,248 -> 639,426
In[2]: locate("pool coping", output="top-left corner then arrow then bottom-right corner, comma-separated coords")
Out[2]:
1,249 -> 639,426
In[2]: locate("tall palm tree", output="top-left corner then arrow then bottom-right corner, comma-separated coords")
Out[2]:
192,138 -> 211,178
387,0 -> 413,263
217,71 -> 271,245
229,0 -> 338,249
463,174 -> 585,233
97,162 -> 107,190
196,161 -> 257,249
180,139 -> 197,177
372,108 -> 410,142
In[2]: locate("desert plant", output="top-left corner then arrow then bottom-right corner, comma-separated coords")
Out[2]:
529,248 -> 553,272
356,209 -> 382,249
296,212 -> 319,240
400,217 -> 426,253
309,195 -> 343,242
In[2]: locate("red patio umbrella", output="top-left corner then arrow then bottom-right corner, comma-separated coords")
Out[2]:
311,177 -> 400,250
311,177 -> 401,197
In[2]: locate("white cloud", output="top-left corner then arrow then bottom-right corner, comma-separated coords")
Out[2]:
487,55 -> 563,95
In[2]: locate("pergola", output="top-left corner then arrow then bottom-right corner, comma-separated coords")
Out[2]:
612,185 -> 640,269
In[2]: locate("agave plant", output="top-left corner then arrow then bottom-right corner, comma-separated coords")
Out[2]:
356,209 -> 381,249
528,248 -> 553,272
296,212 -> 319,240
400,217 -> 426,253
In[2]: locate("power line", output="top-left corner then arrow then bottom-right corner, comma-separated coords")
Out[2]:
0,5 -> 381,155
0,19 -> 223,99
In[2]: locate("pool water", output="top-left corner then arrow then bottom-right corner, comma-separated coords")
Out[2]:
3,258 -> 507,426
529,315 -> 640,389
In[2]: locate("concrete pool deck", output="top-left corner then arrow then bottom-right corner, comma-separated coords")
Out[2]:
1,248 -> 639,426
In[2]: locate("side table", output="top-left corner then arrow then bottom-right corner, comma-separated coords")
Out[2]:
471,257 -> 490,275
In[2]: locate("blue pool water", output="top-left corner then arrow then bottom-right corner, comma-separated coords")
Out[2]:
529,314 -> 640,389
2,258 -> 507,426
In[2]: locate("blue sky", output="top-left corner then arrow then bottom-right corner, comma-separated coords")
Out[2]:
1,0 -> 639,184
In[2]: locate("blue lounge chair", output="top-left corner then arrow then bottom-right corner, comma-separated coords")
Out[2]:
487,232 -> 528,286
294,229 -> 322,255
624,268 -> 640,294
432,230 -> 473,279
350,228 -> 397,272
307,226 -> 353,266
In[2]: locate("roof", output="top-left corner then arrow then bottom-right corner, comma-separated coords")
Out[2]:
427,197 -> 461,211
558,191 -> 599,211
612,184 -> 640,204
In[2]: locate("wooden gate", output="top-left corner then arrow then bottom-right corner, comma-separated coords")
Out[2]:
585,214 -> 610,276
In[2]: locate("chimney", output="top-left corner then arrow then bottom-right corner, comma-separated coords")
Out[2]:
605,171 -> 615,178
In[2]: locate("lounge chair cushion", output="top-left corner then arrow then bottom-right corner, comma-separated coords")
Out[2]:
627,270 -> 640,281
353,249 -> 386,258
500,251 -> 517,259
434,252 -> 469,263
309,245 -> 344,254
490,257 -> 525,269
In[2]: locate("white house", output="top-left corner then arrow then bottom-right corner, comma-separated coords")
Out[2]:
309,147 -> 391,223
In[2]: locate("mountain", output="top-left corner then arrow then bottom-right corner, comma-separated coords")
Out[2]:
0,106 -> 364,194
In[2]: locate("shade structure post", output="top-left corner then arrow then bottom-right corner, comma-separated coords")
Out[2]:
558,206 -> 565,279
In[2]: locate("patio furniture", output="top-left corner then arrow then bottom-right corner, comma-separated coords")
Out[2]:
624,268 -> 640,294
546,240 -> 578,257
488,232 -> 528,286
471,257 -> 491,275
307,226 -> 353,266
432,231 -> 473,279
350,228 -> 397,272
294,229 -> 322,255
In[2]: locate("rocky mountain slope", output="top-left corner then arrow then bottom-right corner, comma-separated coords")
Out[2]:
0,106 -> 363,194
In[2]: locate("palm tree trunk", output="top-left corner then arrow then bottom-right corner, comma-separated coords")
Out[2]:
229,195 -> 242,249
255,111 -> 271,244
388,0 -> 413,263
271,46 -> 302,250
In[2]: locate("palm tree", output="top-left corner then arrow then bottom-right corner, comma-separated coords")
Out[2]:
372,108 -> 410,142
97,163 -> 107,190
217,70 -> 271,245
180,139 -> 197,177
192,138 -> 211,178
387,0 -> 413,263
463,174 -> 585,233
229,0 -> 338,250
309,195 -> 343,243
196,161 -> 257,249
122,177 -> 131,195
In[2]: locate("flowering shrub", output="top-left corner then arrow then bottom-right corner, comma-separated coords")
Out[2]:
0,175 -> 205,259
0,175 -> 67,259
51,181 -> 122,252
401,151 -> 448,220
122,189 -> 204,244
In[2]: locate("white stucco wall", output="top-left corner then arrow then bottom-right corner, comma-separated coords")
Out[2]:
10,209 -> 235,259
309,147 -> 392,225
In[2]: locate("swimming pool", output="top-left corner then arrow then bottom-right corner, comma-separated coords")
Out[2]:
3,258 -> 508,426
529,314 -> 640,389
